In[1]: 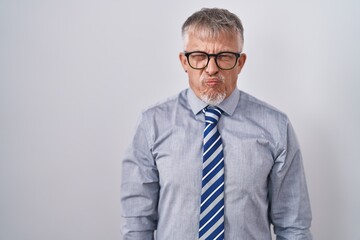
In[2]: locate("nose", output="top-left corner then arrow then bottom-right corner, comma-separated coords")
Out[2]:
205,56 -> 219,75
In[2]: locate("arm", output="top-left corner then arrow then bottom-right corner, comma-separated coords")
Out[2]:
121,113 -> 159,240
269,119 -> 312,240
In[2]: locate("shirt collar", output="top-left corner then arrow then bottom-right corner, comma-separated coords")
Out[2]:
187,88 -> 240,116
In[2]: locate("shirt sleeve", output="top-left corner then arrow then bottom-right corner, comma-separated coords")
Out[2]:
121,113 -> 159,240
269,118 -> 313,240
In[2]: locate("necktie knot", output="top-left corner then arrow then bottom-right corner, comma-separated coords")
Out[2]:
203,106 -> 222,125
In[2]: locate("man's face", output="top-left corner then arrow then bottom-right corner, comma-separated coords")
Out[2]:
179,31 -> 246,105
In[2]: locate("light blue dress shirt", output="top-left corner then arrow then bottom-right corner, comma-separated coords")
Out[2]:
121,88 -> 312,239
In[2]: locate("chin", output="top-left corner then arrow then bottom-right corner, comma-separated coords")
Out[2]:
200,91 -> 226,106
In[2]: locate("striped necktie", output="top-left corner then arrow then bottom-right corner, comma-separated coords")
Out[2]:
199,106 -> 225,240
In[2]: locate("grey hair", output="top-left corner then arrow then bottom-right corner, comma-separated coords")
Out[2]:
181,8 -> 244,44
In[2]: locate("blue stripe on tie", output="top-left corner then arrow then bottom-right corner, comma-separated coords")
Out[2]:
203,137 -> 222,160
203,130 -> 220,152
200,181 -> 224,214
199,205 -> 224,237
199,198 -> 224,226
204,123 -> 215,137
200,175 -> 224,209
203,150 -> 223,176
200,180 -> 224,212
205,222 -> 225,240
202,156 -> 224,187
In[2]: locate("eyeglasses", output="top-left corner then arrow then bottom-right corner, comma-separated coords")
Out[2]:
184,51 -> 241,70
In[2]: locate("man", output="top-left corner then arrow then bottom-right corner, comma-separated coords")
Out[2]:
121,8 -> 312,240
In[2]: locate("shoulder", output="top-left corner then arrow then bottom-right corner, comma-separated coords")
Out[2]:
139,89 -> 188,124
239,91 -> 284,114
236,91 -> 292,151
238,90 -> 289,124
142,89 -> 186,113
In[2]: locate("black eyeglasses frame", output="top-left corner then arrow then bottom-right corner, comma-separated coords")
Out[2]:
184,51 -> 242,70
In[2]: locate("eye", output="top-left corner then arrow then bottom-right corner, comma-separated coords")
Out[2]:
190,53 -> 207,61
217,53 -> 235,62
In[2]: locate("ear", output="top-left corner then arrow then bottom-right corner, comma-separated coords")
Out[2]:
236,53 -> 247,74
179,52 -> 189,72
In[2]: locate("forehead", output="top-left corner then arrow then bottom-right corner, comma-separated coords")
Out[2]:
184,30 -> 242,52
186,26 -> 240,40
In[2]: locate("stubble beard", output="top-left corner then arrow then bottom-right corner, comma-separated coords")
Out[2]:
199,74 -> 227,106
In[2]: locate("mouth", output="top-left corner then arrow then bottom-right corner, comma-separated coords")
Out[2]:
204,78 -> 222,87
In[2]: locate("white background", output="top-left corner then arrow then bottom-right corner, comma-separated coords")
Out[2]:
1,0 -> 360,239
